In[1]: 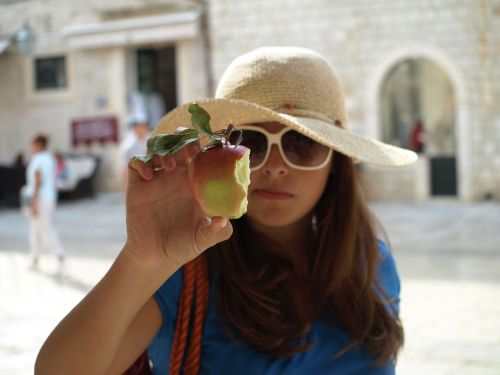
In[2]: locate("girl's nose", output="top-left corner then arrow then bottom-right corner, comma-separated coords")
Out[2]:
262,145 -> 289,177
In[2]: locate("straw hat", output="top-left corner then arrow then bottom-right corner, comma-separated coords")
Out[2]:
153,47 -> 417,167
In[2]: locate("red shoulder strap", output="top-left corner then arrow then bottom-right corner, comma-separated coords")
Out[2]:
172,254 -> 209,375
124,254 -> 209,375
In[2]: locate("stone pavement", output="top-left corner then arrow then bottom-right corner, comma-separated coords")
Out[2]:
371,201 -> 500,375
0,194 -> 499,374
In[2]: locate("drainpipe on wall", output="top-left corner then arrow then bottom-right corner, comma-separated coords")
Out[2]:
198,0 -> 214,96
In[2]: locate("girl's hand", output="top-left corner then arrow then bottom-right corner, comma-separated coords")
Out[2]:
123,135 -> 233,272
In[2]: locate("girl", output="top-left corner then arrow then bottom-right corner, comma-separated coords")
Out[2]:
36,47 -> 417,375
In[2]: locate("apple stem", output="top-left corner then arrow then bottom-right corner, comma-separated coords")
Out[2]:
224,124 -> 234,146
222,124 -> 243,149
232,130 -> 243,149
198,124 -> 244,152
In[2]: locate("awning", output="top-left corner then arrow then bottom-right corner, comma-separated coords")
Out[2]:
0,38 -> 11,55
61,11 -> 201,49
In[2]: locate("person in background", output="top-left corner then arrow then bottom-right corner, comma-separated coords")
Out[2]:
13,152 -> 26,169
120,118 -> 150,191
54,152 -> 69,189
409,119 -> 425,154
23,134 -> 65,273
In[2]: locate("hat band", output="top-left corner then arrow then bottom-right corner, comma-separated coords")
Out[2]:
272,106 -> 335,125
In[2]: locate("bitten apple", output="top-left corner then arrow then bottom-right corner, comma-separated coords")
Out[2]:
188,144 -> 250,219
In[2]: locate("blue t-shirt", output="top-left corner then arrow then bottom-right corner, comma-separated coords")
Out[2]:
148,240 -> 400,374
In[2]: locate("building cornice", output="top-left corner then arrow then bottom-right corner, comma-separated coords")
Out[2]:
61,11 -> 201,49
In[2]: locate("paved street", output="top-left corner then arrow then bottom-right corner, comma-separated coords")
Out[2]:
0,195 -> 499,374
372,201 -> 500,375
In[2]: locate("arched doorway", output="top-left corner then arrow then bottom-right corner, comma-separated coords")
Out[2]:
380,59 -> 457,196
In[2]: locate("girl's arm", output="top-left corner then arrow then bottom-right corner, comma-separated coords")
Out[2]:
35,250 -> 174,375
35,143 -> 233,375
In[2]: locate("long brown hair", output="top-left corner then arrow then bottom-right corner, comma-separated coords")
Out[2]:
209,153 -> 404,365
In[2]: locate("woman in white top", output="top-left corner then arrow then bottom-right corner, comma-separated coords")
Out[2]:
24,133 -> 65,272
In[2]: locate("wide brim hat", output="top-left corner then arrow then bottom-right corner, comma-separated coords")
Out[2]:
153,47 -> 417,167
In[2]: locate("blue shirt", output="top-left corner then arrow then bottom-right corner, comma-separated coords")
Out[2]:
148,241 -> 400,374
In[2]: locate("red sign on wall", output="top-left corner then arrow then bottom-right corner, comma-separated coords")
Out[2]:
71,116 -> 119,146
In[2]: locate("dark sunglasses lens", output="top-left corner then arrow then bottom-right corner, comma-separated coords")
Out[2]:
282,131 -> 330,167
228,130 -> 267,168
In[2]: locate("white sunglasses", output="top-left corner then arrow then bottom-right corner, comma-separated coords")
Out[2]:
228,126 -> 333,171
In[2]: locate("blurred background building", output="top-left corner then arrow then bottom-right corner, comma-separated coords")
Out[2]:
0,0 -> 498,201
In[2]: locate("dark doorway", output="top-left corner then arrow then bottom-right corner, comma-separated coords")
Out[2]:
380,58 -> 457,197
430,157 -> 457,195
133,46 -> 177,126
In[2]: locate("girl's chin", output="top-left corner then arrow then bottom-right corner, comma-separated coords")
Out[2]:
246,209 -> 299,228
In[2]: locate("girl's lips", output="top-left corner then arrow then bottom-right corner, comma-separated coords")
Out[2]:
254,189 -> 294,200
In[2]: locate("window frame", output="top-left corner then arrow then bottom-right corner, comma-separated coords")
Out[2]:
34,55 -> 68,90
24,52 -> 74,103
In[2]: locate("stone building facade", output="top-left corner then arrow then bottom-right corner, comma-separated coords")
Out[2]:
0,0 -> 208,191
207,0 -> 500,202
0,0 -> 498,200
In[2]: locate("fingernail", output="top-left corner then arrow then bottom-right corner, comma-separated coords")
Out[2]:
164,157 -> 176,170
189,143 -> 201,155
202,217 -> 212,226
219,218 -> 228,228
144,166 -> 154,180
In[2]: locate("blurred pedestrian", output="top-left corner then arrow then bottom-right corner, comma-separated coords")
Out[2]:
409,119 -> 425,153
23,134 -> 65,273
120,117 -> 150,190
13,152 -> 26,169
54,152 -> 68,189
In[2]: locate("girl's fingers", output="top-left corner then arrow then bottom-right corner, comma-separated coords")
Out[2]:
152,155 -> 177,172
160,155 -> 176,171
186,141 -> 201,158
129,155 -> 177,182
151,155 -> 163,170
128,158 -> 154,181
128,127 -> 198,178
174,127 -> 201,156
196,216 -> 233,250
173,127 -> 192,165
174,127 -> 201,164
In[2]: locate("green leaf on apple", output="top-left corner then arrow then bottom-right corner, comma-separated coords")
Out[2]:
132,154 -> 154,163
147,130 -> 199,155
188,103 -> 213,136
131,103 -> 236,164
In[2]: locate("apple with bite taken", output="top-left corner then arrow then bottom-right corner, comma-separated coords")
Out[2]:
133,103 -> 251,219
189,143 -> 250,219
